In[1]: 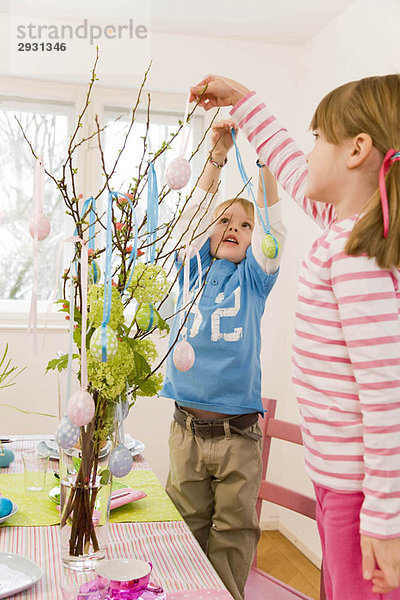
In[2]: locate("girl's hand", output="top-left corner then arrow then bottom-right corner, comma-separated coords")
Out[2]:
361,534 -> 400,593
210,119 -> 237,160
189,75 -> 250,111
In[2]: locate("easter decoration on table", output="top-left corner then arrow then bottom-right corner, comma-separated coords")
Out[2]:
135,162 -> 159,332
18,55 -> 224,568
0,496 -> 13,518
165,94 -> 192,190
231,129 -> 280,259
173,244 -> 202,372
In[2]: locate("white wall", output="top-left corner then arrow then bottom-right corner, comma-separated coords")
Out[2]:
259,0 -> 400,563
1,0 -> 399,567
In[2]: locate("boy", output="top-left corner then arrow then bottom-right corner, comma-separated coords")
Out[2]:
161,119 -> 286,600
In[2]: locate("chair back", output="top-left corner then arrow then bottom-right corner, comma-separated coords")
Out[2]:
257,397 -> 316,522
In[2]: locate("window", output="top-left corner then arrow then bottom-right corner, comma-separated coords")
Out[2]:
0,86 -> 206,321
103,106 -> 204,224
0,97 -> 72,302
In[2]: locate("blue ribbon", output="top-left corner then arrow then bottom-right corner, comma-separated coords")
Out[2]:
146,162 -> 159,264
101,193 -> 114,362
231,128 -> 270,235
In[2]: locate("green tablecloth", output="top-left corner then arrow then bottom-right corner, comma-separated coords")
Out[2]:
0,470 -> 182,527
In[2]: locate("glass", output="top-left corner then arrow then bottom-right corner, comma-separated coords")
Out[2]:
21,449 -> 49,491
60,568 -> 108,600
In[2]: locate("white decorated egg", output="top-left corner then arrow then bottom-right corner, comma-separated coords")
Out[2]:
90,325 -> 118,362
29,212 -> 51,241
173,340 -> 195,372
165,156 -> 191,190
109,445 -> 133,478
67,390 -> 95,427
55,415 -> 80,449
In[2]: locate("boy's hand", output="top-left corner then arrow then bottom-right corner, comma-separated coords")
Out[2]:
361,534 -> 400,593
190,75 -> 250,111
210,120 -> 237,160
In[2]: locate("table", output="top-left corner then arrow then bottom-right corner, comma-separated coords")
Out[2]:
0,435 -> 231,599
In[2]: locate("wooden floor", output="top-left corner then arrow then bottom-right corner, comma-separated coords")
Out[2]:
256,530 -> 321,600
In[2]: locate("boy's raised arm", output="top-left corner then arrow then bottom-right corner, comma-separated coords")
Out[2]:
176,120 -> 235,257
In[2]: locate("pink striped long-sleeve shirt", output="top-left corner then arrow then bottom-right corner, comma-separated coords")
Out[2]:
230,91 -> 400,539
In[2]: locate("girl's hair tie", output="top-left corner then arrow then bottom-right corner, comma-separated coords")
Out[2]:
378,149 -> 400,238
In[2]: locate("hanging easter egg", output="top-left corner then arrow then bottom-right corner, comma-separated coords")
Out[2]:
165,156 -> 191,190
262,234 -> 280,259
29,212 -> 51,241
136,303 -> 155,332
0,448 -> 14,468
90,325 -> 118,361
173,340 -> 195,372
0,497 -> 13,518
109,445 -> 133,478
88,260 -> 101,285
67,390 -> 95,427
55,415 -> 80,449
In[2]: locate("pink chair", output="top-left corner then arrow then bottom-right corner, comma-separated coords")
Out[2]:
244,397 -> 326,600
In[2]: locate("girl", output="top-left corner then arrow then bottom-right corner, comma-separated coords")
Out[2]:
189,74 -> 400,599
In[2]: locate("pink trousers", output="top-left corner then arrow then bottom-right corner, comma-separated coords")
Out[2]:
313,484 -> 400,600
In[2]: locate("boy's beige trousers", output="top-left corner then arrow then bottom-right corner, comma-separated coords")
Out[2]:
166,417 -> 263,600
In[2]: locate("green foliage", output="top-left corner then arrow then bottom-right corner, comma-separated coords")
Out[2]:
46,353 -> 79,373
128,264 -> 169,305
88,285 -> 125,329
0,344 -> 25,390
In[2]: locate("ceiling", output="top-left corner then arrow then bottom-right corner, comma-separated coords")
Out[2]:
7,0 -> 356,45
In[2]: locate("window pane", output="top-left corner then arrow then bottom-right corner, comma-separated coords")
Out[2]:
103,108 -> 205,226
0,98 -> 72,300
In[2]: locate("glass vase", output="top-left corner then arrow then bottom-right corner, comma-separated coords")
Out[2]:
59,405 -> 116,571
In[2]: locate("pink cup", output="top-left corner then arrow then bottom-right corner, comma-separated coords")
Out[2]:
96,559 -> 152,600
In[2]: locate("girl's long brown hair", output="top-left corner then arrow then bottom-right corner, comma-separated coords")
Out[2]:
311,74 -> 400,269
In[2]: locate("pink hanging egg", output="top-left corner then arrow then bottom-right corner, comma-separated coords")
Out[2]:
173,340 -> 195,372
29,212 -> 51,241
165,156 -> 191,190
67,390 -> 95,427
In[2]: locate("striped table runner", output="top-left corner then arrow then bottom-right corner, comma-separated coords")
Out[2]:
0,521 -> 226,599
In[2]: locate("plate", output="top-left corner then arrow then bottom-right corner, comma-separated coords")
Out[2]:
0,502 -> 18,524
37,439 -> 112,460
0,552 -> 43,599
126,438 -> 145,457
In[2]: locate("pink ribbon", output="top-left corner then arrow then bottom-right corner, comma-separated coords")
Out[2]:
181,244 -> 202,341
379,149 -> 400,238
27,156 -> 45,353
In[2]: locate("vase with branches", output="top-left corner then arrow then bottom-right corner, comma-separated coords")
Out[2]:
19,52 -> 219,570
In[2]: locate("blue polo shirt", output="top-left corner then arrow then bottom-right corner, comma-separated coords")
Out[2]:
160,239 -> 278,414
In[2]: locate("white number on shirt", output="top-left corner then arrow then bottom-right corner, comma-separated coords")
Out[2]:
211,287 -> 243,342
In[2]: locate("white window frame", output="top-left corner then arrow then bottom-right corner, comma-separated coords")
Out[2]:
0,76 -> 211,329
